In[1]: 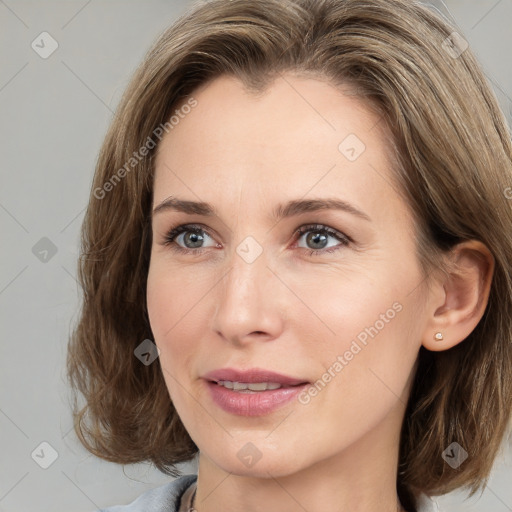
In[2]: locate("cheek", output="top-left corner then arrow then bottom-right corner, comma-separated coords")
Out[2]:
146,266 -> 190,407
146,266 -> 167,339
147,259 -> 200,338
292,267 -> 401,347
146,262 -> 184,374
304,264 -> 422,392
146,260 -> 207,373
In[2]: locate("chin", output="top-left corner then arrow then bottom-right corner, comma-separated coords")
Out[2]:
202,440 -> 307,479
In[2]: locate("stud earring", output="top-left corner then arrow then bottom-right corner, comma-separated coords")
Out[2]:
434,332 -> 444,341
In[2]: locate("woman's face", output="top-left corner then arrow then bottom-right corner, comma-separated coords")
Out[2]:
147,74 -> 431,477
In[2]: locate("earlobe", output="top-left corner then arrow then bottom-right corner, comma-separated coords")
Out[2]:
422,240 -> 494,352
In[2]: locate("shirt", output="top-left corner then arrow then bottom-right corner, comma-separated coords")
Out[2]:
98,474 -> 440,512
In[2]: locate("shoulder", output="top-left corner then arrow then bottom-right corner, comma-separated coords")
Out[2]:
416,493 -> 440,512
98,474 -> 198,512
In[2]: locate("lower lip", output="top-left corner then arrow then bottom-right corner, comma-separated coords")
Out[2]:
205,380 -> 308,416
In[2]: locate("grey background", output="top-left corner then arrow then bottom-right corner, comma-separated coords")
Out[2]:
0,1 -> 511,511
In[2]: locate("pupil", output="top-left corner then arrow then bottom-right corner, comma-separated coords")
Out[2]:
307,232 -> 327,249
185,231 -> 203,248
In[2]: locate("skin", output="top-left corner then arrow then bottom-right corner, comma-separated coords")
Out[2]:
146,74 -> 494,512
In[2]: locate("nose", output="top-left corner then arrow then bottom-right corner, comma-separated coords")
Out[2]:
211,244 -> 285,346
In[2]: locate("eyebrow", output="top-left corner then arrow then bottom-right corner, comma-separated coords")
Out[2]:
152,196 -> 371,222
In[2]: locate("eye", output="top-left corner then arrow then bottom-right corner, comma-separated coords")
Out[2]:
294,224 -> 351,256
163,224 -> 218,254
161,222 -> 351,256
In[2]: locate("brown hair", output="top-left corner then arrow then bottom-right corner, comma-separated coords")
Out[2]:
67,0 -> 512,510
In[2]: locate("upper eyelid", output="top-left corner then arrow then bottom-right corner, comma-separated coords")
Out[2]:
296,224 -> 351,241
163,224 -> 217,247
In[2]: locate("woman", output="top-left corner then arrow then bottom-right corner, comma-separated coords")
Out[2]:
67,0 -> 512,511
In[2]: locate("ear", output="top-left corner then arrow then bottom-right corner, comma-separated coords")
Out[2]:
422,240 -> 495,352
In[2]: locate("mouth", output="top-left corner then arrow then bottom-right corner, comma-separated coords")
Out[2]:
203,367 -> 309,387
202,368 -> 310,416
211,380 -> 303,392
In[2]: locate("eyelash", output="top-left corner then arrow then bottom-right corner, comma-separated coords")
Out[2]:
162,223 -> 351,256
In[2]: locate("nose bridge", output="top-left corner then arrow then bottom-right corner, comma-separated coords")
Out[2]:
212,240 -> 283,343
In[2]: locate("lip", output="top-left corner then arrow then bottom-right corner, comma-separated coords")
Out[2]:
202,367 -> 309,417
203,367 -> 308,386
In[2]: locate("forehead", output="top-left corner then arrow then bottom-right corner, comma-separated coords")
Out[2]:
157,74 -> 384,166
153,73 -> 408,227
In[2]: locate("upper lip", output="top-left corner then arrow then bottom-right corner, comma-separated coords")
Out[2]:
203,367 -> 309,386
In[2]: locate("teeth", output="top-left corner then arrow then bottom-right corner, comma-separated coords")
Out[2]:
217,381 -> 283,391
264,382 -> 282,390
233,381 -> 248,391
